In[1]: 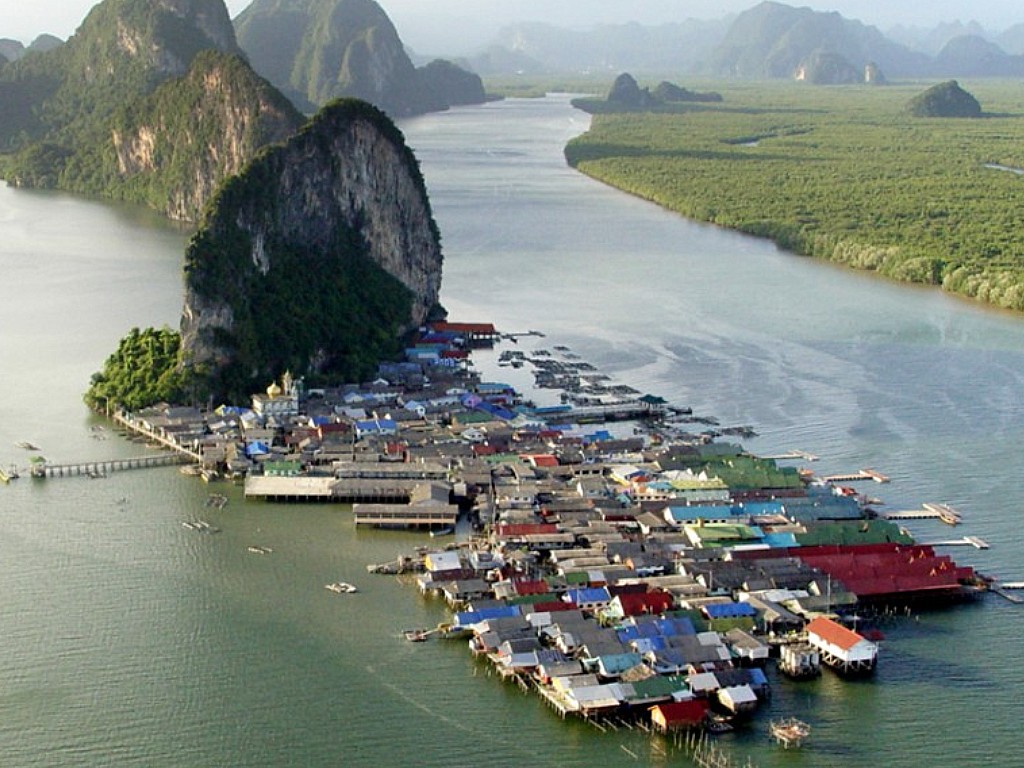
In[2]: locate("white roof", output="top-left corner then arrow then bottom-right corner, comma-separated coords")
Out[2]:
718,684 -> 758,705
424,551 -> 462,572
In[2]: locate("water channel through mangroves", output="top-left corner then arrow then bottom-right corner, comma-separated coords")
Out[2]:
0,94 -> 1022,767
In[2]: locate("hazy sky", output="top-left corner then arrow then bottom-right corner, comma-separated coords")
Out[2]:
2,0 -> 1021,48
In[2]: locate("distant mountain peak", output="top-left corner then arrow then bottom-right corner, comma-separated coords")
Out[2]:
235,0 -> 483,116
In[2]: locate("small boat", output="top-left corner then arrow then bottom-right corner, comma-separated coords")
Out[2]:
247,545 -> 273,555
430,526 -> 455,538
183,520 -> 220,533
325,581 -> 358,594
403,628 -> 429,642
704,714 -> 734,734
15,441 -> 40,451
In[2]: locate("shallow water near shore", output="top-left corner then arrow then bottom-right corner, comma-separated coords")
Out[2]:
0,95 -> 1022,766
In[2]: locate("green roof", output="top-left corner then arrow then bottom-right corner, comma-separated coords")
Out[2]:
687,523 -> 760,543
627,675 -> 688,700
796,519 -> 914,547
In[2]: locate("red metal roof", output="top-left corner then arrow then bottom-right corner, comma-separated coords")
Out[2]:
513,579 -> 550,596
615,591 -> 675,617
806,617 -> 868,651
521,454 -> 560,468
651,699 -> 710,726
496,523 -> 560,537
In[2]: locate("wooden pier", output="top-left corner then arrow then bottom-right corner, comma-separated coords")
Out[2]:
31,452 -> 190,478
29,410 -> 203,479
921,536 -> 988,550
822,468 -> 890,483
990,586 -> 1024,604
112,411 -> 203,463
761,450 -> 819,462
882,503 -> 962,526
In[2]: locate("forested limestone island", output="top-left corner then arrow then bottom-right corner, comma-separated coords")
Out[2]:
906,80 -> 983,118
572,73 -> 723,115
87,98 -> 444,409
233,0 -> 487,116
0,3 -> 446,410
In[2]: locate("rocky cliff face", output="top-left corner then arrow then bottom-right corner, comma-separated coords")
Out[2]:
0,0 -> 293,220
72,0 -> 241,83
108,50 -> 302,220
180,99 -> 443,396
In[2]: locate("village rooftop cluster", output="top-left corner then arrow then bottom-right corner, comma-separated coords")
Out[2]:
117,321 -> 987,734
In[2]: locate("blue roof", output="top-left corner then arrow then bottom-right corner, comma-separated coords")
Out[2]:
564,587 -> 611,604
666,504 -> 742,523
656,617 -> 696,637
763,532 -> 800,548
245,441 -> 270,457
630,637 -> 668,653
453,606 -> 521,627
616,625 -> 642,642
531,404 -> 572,415
781,494 -> 862,521
748,668 -> 769,687
704,603 -> 758,619
737,501 -> 785,516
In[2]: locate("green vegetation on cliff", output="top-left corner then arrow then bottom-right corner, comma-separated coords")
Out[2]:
85,327 -> 192,411
180,98 -> 441,403
0,0 -> 300,220
573,73 -> 722,115
906,80 -> 982,118
565,80 -> 1024,312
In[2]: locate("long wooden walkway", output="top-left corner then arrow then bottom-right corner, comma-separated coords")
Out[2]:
32,452 -> 190,478
31,410 -> 202,479
111,411 -> 203,462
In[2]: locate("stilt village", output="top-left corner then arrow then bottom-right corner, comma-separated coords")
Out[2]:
18,321 -> 1016,757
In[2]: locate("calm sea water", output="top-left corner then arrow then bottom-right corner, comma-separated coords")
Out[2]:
1,95 -> 1022,767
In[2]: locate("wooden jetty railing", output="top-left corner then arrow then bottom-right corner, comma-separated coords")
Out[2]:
32,452 -> 190,478
111,411 -> 203,462
30,410 -> 203,479
822,468 -> 890,483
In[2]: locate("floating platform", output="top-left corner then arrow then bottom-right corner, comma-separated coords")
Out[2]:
770,717 -> 811,748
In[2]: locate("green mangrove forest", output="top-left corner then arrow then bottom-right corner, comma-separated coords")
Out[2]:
565,80 -> 1024,312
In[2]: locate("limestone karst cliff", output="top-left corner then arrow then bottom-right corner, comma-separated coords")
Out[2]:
0,0 -> 301,220
180,99 -> 443,399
